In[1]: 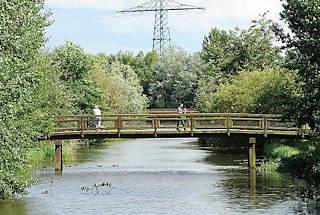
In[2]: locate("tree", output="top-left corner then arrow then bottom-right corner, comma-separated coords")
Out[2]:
148,47 -> 203,108
201,14 -> 283,85
0,0 -> 53,198
196,67 -> 298,114
106,50 -> 159,96
50,42 -> 102,114
197,15 -> 285,114
90,55 -> 148,114
276,0 -> 320,129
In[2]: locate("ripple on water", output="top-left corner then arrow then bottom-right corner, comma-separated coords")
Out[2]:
0,138 -> 314,215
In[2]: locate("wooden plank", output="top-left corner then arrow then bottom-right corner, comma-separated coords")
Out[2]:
57,127 -> 80,131
122,118 -> 154,121
231,126 -> 262,129
122,127 -> 153,130
195,125 -> 226,129
55,140 -> 63,174
192,117 -> 227,121
54,119 -> 80,123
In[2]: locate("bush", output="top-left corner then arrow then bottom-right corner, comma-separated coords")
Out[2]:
258,160 -> 280,172
264,143 -> 300,159
90,55 -> 148,114
0,0 -> 54,199
196,67 -> 298,114
27,143 -> 74,169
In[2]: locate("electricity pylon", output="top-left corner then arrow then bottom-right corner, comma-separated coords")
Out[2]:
117,0 -> 204,53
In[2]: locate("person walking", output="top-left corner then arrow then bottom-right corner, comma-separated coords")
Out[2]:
176,103 -> 186,131
93,105 -> 102,128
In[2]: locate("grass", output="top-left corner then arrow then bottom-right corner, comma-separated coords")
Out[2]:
257,160 -> 280,172
258,140 -> 313,173
27,142 -> 74,169
264,143 -> 300,159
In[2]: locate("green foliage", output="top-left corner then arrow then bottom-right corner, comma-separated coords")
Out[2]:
201,14 -> 283,85
277,0 -> 320,129
196,67 -> 297,113
271,0 -> 320,200
258,140 -> 312,174
258,160 -> 280,173
50,42 -> 102,114
197,15 -> 287,114
90,54 -> 148,114
264,143 -> 300,160
0,0 -> 53,199
27,143 -> 74,169
148,47 -> 203,108
276,119 -> 320,200
51,41 -> 92,82
106,50 -> 159,96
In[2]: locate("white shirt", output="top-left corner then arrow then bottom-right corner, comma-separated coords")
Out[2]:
93,108 -> 101,115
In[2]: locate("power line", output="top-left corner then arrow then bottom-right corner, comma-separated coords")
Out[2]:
117,0 -> 205,53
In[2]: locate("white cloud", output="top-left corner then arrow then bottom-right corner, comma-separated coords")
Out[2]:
47,0 -> 283,28
46,0 -> 285,53
169,0 -> 283,30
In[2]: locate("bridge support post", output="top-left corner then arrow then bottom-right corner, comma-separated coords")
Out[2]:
248,137 -> 256,169
55,140 -> 63,175
249,168 -> 256,194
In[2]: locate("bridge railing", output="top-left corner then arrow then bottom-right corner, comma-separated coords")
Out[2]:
52,113 -> 305,137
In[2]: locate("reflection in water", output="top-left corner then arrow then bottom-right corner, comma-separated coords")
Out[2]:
249,169 -> 256,195
0,199 -> 28,215
201,151 -> 306,211
0,138 -> 316,215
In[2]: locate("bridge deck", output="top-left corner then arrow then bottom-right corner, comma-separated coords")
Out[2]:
50,113 -> 307,140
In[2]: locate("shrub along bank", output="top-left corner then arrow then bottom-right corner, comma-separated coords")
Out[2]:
27,142 -> 75,170
258,140 -> 313,172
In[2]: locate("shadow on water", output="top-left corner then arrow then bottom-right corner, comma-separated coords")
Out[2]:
71,143 -> 114,164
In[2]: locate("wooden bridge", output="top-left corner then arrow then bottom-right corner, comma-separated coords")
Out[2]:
51,113 -> 306,140
50,113 -> 308,174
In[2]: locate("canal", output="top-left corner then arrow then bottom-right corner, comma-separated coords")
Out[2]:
0,138 -> 313,214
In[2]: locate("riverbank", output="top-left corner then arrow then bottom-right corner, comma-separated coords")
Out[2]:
27,139 -> 127,170
258,140 -> 313,172
27,141 -> 76,170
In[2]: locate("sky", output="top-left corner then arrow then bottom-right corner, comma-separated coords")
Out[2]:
45,0 -> 285,55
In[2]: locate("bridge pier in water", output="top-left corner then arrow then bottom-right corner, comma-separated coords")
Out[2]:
248,137 -> 256,169
54,140 -> 63,175
248,137 -> 257,193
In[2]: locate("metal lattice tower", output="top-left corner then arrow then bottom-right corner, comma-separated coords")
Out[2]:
117,0 -> 204,53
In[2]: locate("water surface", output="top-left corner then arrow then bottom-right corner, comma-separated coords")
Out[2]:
0,138 -> 313,214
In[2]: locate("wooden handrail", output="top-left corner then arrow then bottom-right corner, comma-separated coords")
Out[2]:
52,113 -> 305,138
53,113 -> 282,118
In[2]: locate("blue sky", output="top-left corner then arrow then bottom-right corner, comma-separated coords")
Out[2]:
45,0 -> 284,55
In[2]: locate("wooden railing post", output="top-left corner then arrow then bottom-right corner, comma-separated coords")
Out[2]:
227,115 -> 231,136
55,140 -> 63,175
190,116 -> 194,136
263,116 -> 267,138
154,116 -> 158,137
117,116 -> 122,137
80,116 -> 86,138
